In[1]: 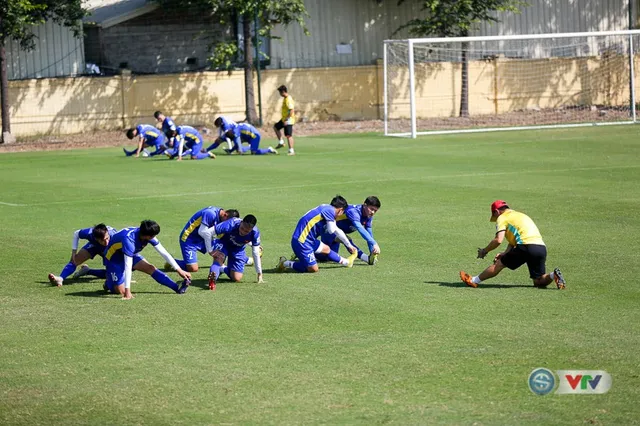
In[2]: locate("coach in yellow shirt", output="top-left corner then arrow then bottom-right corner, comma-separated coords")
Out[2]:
460,200 -> 566,289
274,85 -> 296,156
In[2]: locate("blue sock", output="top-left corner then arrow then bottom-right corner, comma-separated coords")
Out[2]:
193,151 -> 210,160
240,145 -> 251,153
123,147 -> 137,157
221,266 -> 230,278
149,147 -> 165,157
292,261 -> 307,273
206,141 -> 221,151
60,262 -> 77,279
209,262 -> 222,280
151,270 -> 179,292
326,250 -> 342,263
252,148 -> 270,155
175,259 -> 187,270
87,269 -> 106,279
315,252 -> 329,262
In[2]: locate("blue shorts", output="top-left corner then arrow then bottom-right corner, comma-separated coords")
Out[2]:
80,242 -> 104,259
210,240 -> 247,273
291,238 -> 321,268
104,254 -> 144,292
146,135 -> 166,148
180,239 -> 207,265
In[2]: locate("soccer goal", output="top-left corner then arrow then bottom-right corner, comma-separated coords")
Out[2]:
383,30 -> 640,138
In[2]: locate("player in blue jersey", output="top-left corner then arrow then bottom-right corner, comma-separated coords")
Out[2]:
48,224 -> 117,286
207,214 -> 264,290
276,195 -> 358,273
205,116 -> 237,153
154,110 -> 177,134
224,123 -> 277,155
174,207 -> 240,273
164,126 -> 216,160
103,220 -> 191,299
123,125 -> 168,157
317,196 -> 382,266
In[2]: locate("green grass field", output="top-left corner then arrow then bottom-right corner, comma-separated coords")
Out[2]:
1,127 -> 639,425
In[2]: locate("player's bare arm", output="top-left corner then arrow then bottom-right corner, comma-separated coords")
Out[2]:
478,230 -> 505,258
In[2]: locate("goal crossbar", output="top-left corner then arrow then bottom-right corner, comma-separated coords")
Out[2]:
383,30 -> 640,138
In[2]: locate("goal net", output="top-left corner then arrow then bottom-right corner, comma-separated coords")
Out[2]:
383,30 -> 640,137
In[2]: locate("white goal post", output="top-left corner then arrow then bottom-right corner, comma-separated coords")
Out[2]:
383,30 -> 640,138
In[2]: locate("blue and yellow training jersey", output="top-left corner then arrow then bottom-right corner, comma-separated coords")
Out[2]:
180,206 -> 221,243
136,124 -> 166,146
215,217 -> 261,252
292,204 -> 336,245
104,227 -> 159,263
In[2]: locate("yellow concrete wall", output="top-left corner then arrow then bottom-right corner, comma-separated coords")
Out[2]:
3,55 -> 640,137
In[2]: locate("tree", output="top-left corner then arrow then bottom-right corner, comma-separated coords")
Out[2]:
156,0 -> 309,125
396,0 -> 525,117
0,0 -> 85,143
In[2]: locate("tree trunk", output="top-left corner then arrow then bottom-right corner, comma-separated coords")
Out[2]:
242,13 -> 258,125
0,34 -> 14,142
459,38 -> 470,118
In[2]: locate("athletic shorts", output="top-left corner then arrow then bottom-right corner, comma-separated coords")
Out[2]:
81,242 -> 104,259
291,238 -> 321,268
500,244 -> 547,279
275,120 -> 293,137
180,239 -> 208,265
211,240 -> 248,273
104,254 -> 144,292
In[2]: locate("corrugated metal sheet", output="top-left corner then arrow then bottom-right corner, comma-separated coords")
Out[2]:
476,0 -> 629,36
5,21 -> 85,80
269,0 -> 632,69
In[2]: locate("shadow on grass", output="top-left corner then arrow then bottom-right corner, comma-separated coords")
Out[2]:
425,280 -> 534,289
189,278 -> 239,290
65,290 -> 174,297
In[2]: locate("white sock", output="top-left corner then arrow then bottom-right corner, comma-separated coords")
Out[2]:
283,260 -> 294,269
360,253 -> 369,263
279,138 -> 284,144
472,276 -> 482,284
339,258 -> 349,266
549,271 -> 556,280
289,148 -> 294,153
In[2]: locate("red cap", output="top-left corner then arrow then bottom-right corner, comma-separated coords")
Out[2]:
490,200 -> 509,221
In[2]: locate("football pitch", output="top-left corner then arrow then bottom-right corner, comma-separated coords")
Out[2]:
1,126 -> 639,425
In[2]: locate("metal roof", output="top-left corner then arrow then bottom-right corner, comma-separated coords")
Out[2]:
83,0 -> 158,28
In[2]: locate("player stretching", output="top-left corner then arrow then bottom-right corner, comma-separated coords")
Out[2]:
225,123 -> 277,155
174,207 -> 240,273
460,200 -> 566,289
274,85 -> 296,155
205,116 -> 237,153
317,196 -> 382,266
124,125 -> 168,157
48,224 -> 117,286
154,110 -> 177,134
104,220 -> 191,299
276,195 -> 357,273
207,214 -> 263,290
165,126 -> 216,160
